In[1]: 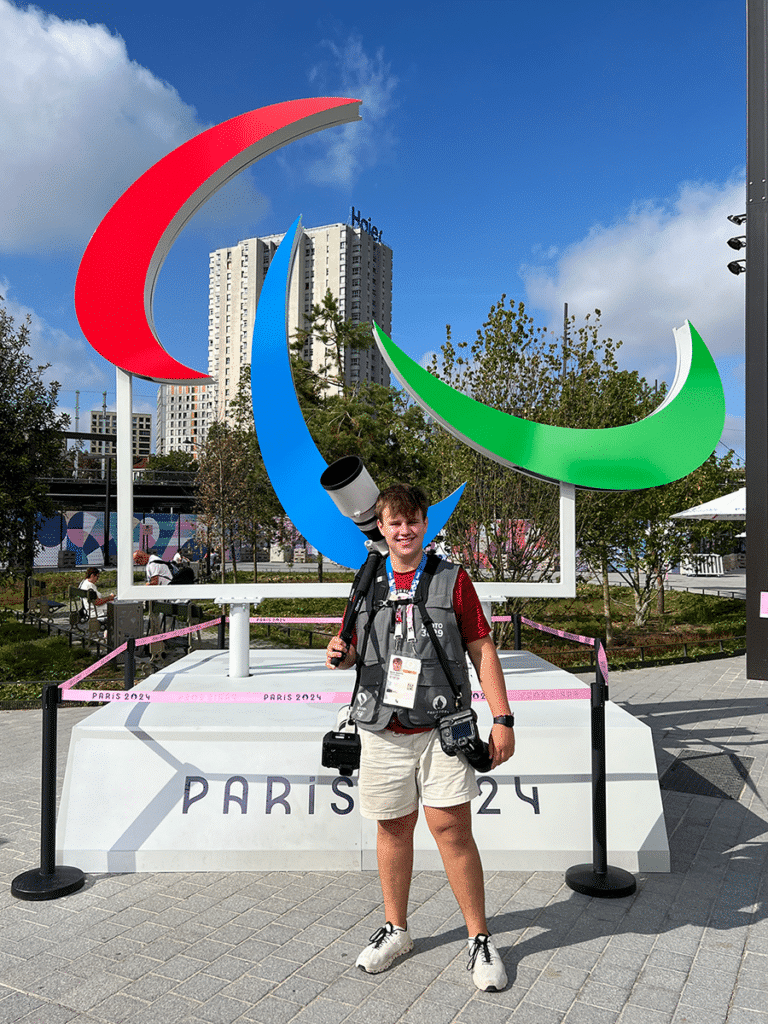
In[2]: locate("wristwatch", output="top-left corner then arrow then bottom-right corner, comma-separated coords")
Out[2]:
493,714 -> 515,728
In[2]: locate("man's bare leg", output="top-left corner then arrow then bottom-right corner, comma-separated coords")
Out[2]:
424,802 -> 488,936
376,809 -> 418,928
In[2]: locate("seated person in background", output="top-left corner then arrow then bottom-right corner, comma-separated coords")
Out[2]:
79,567 -> 114,621
132,550 -> 173,586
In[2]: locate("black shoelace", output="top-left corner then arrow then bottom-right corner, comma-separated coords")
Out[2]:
369,925 -> 396,947
467,936 -> 492,971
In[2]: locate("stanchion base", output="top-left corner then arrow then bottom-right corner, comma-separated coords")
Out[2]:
11,866 -> 85,901
565,863 -> 637,899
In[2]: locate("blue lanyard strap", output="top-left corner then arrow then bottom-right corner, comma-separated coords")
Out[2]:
386,552 -> 427,602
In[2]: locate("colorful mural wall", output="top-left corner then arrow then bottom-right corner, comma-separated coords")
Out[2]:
36,512 -> 201,568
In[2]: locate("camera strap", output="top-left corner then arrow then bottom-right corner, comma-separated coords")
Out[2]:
347,553 -> 388,713
416,556 -> 465,712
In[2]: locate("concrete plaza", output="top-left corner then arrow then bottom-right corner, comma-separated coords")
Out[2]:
1,653 -> 766,1024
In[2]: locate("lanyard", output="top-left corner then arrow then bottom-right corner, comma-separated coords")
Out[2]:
386,553 -> 427,643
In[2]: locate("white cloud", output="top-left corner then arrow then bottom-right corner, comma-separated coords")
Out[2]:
298,34 -> 398,187
1,279 -> 112,391
521,177 -> 746,386
0,1 -> 266,254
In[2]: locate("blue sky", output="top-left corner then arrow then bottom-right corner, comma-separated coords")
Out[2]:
0,0 -> 747,461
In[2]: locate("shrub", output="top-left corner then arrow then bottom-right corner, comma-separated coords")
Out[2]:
0,635 -> 91,682
0,621 -> 41,646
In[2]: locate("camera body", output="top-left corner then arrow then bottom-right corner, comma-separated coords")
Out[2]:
437,708 -> 493,773
321,705 -> 361,777
321,729 -> 361,777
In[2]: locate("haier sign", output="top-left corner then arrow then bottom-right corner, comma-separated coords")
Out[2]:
350,206 -> 383,243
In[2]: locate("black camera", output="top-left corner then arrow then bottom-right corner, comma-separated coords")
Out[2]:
321,729 -> 361,777
322,707 -> 361,777
437,708 -> 493,773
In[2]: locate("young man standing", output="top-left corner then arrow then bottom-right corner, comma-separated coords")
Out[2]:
326,484 -> 515,991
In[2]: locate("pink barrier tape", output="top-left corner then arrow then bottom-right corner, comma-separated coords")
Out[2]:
60,689 -> 354,704
60,686 -> 590,705
58,614 -> 598,705
59,643 -> 128,690
479,688 -> 589,702
59,616 -> 224,691
492,614 -> 610,684
250,617 -> 342,625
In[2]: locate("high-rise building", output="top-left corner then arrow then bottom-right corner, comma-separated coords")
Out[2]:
156,384 -> 214,458
207,212 -> 392,423
90,411 -> 152,460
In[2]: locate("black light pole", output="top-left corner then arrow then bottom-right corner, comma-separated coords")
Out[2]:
746,0 -> 768,680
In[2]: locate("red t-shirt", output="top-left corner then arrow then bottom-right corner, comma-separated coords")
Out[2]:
348,564 -> 490,647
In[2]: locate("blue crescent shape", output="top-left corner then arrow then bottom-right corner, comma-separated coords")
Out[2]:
250,216 -> 465,568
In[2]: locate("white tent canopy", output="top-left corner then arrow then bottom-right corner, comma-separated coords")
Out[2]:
671,487 -> 746,521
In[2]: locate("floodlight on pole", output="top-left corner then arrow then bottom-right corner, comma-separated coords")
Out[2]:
728,259 -> 747,275
728,212 -> 747,225
728,236 -> 747,250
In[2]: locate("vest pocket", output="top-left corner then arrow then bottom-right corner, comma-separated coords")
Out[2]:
349,663 -> 381,724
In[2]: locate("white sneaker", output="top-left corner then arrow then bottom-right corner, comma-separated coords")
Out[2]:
355,923 -> 413,973
467,934 -> 507,991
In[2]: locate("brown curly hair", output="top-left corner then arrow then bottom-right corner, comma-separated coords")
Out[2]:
375,483 -> 429,522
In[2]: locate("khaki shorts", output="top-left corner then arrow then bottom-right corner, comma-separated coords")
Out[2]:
358,727 -> 479,821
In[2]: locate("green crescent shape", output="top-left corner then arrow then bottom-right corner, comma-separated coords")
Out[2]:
373,320 -> 725,491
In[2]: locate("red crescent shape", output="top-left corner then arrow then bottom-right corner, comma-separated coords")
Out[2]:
75,98 -> 361,383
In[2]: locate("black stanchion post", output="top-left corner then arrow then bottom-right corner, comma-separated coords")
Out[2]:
11,684 -> 85,900
217,614 -> 226,649
513,612 -> 521,651
565,639 -> 636,899
124,637 -> 135,690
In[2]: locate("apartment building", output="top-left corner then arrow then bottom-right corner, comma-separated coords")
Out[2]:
90,411 -> 152,460
155,384 -> 214,458
207,210 -> 392,423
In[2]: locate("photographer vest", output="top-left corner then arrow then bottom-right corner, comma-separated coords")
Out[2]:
349,555 -> 472,732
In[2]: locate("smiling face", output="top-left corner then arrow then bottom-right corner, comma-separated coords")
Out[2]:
378,505 -> 429,572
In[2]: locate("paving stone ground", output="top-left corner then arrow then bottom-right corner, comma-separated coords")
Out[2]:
1,655 -> 767,1024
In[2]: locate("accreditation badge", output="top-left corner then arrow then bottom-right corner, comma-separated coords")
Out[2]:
383,654 -> 421,709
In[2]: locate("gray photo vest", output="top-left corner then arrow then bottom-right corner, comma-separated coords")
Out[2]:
349,556 -> 473,731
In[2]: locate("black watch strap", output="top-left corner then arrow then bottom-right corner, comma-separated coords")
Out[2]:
493,714 -> 515,728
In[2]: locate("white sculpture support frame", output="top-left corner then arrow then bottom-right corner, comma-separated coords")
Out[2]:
117,367 -> 576,603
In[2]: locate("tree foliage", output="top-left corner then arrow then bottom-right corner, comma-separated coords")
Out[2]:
425,298 -> 739,644
425,298 -> 573,642
578,452 -> 743,635
289,308 -> 440,570
196,367 -> 283,581
292,289 -> 375,397
556,311 -> 742,636
145,450 -> 197,475
0,299 -> 69,576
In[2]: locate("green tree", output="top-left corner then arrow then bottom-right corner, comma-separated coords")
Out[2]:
424,299 -> 715,646
196,421 -> 250,583
288,317 -> 440,574
292,289 -> 375,397
145,450 -> 197,475
425,298 -> 569,643
229,367 -> 284,580
578,452 -> 743,634
557,311 -> 743,637
0,299 -> 69,577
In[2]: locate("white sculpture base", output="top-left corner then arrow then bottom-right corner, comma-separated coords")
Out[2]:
57,650 -> 669,874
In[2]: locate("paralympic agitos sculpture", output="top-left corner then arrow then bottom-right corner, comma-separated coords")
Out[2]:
75,97 -> 725,569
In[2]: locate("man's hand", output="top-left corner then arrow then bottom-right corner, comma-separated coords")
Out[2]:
326,636 -> 356,670
488,724 -> 515,770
